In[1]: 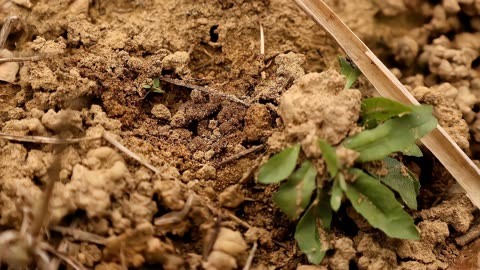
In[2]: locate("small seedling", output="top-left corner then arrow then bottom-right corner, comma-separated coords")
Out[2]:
257,60 -> 438,264
258,98 -> 436,263
338,56 -> 361,90
143,78 -> 165,95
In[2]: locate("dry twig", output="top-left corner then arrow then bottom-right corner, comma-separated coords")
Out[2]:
102,132 -> 161,174
0,133 -> 101,144
49,239 -> 68,270
159,77 -> 250,106
154,194 -> 195,226
40,243 -> 86,270
259,23 -> 266,80
218,145 -> 264,166
50,226 -> 107,245
259,24 -> 265,56
0,55 -> 41,64
243,242 -> 258,270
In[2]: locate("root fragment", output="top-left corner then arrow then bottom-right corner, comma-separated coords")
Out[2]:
218,145 -> 264,166
242,242 -> 258,270
50,226 -> 107,245
159,77 -> 250,106
154,194 -> 194,226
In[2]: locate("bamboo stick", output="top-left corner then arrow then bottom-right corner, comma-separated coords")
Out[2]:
295,0 -> 480,208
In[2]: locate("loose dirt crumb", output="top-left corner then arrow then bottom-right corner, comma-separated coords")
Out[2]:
278,70 -> 362,157
2,117 -> 47,136
218,184 -> 245,208
151,103 -> 172,121
162,51 -> 191,76
419,36 -> 477,82
41,109 -> 82,132
244,104 -> 273,142
356,233 -> 398,270
203,227 -> 248,270
245,227 -> 274,248
154,179 -> 186,211
327,237 -> 356,270
394,221 -> 449,266
104,222 -> 183,268
50,147 -> 130,224
412,85 -> 470,150
418,195 -> 475,233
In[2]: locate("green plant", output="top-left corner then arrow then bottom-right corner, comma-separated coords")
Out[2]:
257,61 -> 438,264
143,78 -> 165,95
338,56 -> 361,90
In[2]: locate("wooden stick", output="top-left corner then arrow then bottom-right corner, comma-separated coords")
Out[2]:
295,0 -> 480,208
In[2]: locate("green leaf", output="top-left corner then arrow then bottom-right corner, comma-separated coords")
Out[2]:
295,193 -> 331,264
152,88 -> 165,94
345,169 -> 420,239
153,78 -> 160,88
273,161 -> 317,219
344,105 -> 437,162
318,190 -> 333,230
330,175 -> 344,212
368,157 -> 420,210
143,84 -> 152,89
338,56 -> 362,89
318,139 -> 339,177
362,97 -> 413,128
402,144 -> 423,157
258,145 -> 301,184
338,173 -> 347,191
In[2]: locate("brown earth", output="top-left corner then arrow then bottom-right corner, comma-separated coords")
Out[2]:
0,0 -> 480,269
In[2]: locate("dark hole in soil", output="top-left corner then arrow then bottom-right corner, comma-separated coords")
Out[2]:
472,56 -> 480,69
457,11 -> 473,32
32,176 -> 44,188
334,207 -> 359,237
186,120 -> 199,136
60,209 -> 88,226
60,30 -> 68,40
152,193 -> 171,219
210,25 -> 219,42
161,69 -> 174,76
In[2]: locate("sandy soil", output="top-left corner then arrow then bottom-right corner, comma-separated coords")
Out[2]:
0,0 -> 480,269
